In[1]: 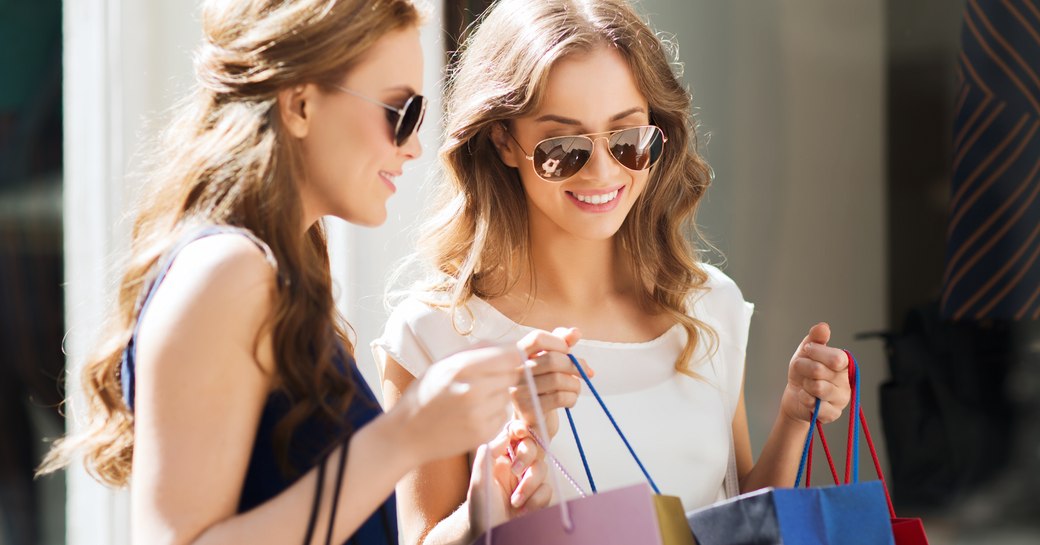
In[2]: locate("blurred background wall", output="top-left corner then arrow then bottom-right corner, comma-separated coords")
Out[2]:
637,0 -> 888,488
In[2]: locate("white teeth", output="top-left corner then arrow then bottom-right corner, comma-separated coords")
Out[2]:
573,189 -> 619,205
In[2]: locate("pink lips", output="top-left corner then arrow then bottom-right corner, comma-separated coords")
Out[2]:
379,171 -> 399,193
565,186 -> 625,213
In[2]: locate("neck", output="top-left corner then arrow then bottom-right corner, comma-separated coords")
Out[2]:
518,215 -> 632,308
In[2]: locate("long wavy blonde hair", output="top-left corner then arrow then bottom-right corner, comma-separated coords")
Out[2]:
416,0 -> 715,373
40,0 -> 424,487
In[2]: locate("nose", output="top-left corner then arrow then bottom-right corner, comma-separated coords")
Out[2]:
580,135 -> 621,181
401,130 -> 423,160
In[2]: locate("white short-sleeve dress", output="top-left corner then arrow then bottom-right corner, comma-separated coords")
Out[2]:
372,263 -> 754,511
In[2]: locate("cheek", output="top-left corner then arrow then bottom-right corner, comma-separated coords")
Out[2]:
519,174 -> 555,208
315,118 -> 391,179
347,112 -> 399,162
626,171 -> 651,200
304,119 -> 352,174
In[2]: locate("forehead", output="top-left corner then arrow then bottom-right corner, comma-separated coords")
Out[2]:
532,45 -> 648,125
344,25 -> 424,93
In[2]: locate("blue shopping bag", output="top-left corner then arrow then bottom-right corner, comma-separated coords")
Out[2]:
686,481 -> 894,545
686,352 -> 896,545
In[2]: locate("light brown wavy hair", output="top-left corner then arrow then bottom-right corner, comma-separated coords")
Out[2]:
416,0 -> 715,374
39,0 -> 424,487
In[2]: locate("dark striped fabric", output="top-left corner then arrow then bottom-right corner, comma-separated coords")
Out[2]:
941,0 -> 1040,320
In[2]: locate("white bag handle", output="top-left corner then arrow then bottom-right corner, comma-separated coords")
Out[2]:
482,357 -> 575,544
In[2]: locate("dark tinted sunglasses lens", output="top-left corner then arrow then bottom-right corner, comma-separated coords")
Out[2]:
532,136 -> 593,181
394,95 -> 426,146
609,126 -> 664,171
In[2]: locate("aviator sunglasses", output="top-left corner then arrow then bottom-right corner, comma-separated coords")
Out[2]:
332,85 -> 427,147
506,125 -> 667,182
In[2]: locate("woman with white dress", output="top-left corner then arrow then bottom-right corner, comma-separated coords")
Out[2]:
373,1 -> 853,543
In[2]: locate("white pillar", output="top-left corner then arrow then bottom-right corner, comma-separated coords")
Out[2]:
62,1 -> 210,544
64,0 -> 132,541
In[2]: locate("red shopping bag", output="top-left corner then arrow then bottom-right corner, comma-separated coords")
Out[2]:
806,350 -> 930,545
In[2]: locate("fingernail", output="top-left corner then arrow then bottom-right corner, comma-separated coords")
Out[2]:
511,459 -> 526,476
511,491 -> 524,508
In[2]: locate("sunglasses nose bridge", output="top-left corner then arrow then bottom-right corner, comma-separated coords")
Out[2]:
578,135 -> 623,179
583,134 -> 612,159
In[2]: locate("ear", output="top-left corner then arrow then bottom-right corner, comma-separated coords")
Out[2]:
278,84 -> 315,139
490,123 -> 521,169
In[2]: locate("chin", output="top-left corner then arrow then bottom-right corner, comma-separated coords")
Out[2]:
358,215 -> 388,228
572,223 -> 625,241
338,208 -> 388,228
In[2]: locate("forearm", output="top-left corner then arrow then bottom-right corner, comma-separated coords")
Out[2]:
190,412 -> 417,545
739,413 -> 810,493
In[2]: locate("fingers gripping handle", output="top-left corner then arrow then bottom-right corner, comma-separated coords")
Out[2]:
797,351 -> 860,487
522,360 -> 573,529
483,360 -> 573,545
794,350 -> 896,518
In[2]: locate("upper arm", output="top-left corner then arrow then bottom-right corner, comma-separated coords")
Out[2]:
381,355 -> 470,545
131,235 -> 277,545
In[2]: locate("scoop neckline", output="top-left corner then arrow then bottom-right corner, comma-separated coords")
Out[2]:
469,296 -> 684,348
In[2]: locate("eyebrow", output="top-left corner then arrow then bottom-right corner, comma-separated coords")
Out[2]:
534,107 -> 647,125
383,84 -> 417,95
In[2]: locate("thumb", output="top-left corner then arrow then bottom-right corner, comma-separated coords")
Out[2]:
551,327 -> 582,347
805,322 -> 831,347
505,419 -> 532,441
485,425 -> 512,458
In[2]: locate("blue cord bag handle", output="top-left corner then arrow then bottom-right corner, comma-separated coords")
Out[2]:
794,351 -> 861,487
565,354 -> 661,494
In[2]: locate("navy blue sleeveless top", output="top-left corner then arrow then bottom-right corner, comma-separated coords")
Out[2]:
120,226 -> 398,545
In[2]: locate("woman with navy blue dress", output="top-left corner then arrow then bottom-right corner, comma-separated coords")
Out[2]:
38,1 -> 572,543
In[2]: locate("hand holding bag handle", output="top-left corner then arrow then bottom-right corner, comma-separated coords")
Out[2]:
799,351 -> 896,515
794,349 -> 861,488
479,358 -> 576,544
800,351 -> 930,545
685,351 -> 898,545
479,356 -> 695,545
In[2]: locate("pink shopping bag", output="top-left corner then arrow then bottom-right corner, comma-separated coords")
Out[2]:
470,358 -> 694,545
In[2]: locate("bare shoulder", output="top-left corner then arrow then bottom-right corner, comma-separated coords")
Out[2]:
170,233 -> 277,294
135,233 -> 279,376
158,234 -> 278,328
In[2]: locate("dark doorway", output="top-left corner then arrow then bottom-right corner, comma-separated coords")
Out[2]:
0,1 -> 67,544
